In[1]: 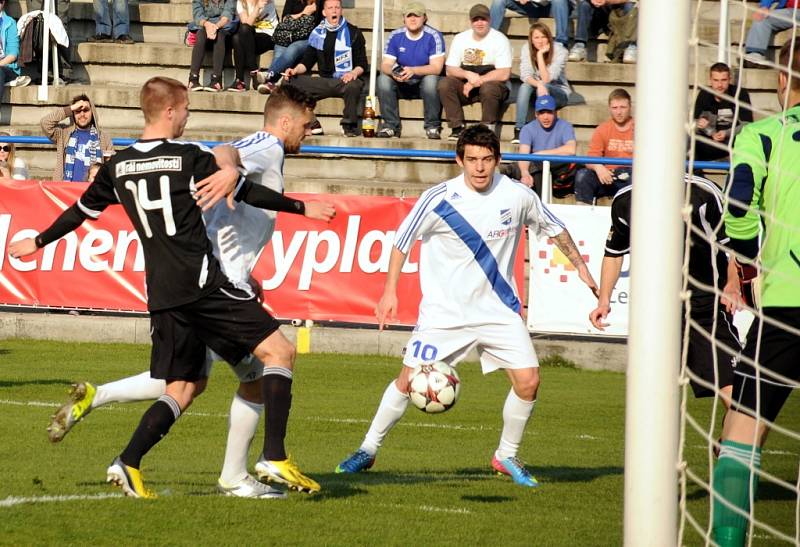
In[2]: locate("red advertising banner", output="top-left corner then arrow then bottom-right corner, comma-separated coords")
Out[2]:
0,181 -> 526,326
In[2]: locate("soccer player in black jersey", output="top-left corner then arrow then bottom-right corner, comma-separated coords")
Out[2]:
9,77 -> 335,498
589,175 -> 742,407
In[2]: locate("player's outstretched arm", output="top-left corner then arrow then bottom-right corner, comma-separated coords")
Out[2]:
302,201 -> 336,222
552,229 -> 599,297
8,237 -> 38,258
375,246 -> 406,330
589,255 -> 623,330
9,205 -> 89,258
234,181 -> 334,221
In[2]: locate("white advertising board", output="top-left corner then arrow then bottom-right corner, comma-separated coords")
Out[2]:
527,204 -> 630,336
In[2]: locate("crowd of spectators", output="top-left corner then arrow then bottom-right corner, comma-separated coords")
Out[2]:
0,0 -> 773,188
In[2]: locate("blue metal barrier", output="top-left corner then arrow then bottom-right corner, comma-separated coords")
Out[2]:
0,135 -> 732,171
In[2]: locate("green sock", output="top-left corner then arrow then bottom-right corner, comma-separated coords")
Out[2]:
712,440 -> 761,547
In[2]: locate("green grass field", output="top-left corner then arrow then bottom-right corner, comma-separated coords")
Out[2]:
0,339 -> 796,546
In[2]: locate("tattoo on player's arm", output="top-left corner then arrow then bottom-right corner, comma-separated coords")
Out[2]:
553,231 -> 585,270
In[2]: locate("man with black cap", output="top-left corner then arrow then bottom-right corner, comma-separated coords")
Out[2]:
377,1 -> 445,139
437,3 -> 512,141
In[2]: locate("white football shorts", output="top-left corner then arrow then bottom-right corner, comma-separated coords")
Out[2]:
202,350 -> 264,383
401,320 -> 539,374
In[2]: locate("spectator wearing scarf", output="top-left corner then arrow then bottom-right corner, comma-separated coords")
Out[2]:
283,0 -> 368,137
40,94 -> 113,182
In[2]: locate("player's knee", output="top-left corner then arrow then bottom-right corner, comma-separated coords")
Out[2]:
253,332 -> 296,367
238,380 -> 263,404
515,375 -> 540,401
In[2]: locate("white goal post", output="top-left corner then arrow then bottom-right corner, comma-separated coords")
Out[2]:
624,1 -> 690,544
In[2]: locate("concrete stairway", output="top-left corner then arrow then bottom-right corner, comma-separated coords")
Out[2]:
2,0 -> 788,193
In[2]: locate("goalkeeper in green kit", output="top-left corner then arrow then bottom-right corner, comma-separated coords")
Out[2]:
713,37 -> 800,547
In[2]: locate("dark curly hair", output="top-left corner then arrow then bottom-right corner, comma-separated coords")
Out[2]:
455,124 -> 500,161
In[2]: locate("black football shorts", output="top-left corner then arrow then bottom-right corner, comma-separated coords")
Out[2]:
150,282 -> 280,381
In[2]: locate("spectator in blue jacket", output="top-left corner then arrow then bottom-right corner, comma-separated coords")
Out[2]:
377,1 -> 445,139
744,0 -> 800,66
0,0 -> 24,91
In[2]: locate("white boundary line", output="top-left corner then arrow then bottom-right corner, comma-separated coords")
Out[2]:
3,398 -> 798,455
0,490 -> 473,514
0,493 -> 124,507
0,398 -> 576,438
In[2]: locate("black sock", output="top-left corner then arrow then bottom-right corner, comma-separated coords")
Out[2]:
120,395 -> 181,469
261,368 -> 293,461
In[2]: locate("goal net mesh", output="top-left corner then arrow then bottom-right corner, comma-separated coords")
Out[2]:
680,1 -> 799,544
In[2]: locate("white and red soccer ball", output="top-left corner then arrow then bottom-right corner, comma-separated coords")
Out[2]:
408,362 -> 461,414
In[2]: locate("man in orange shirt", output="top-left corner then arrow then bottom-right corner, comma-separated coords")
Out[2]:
574,88 -> 634,204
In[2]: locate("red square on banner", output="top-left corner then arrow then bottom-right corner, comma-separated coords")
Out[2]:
560,275 -> 567,282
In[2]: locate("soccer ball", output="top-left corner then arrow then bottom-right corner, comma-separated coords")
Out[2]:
408,362 -> 461,414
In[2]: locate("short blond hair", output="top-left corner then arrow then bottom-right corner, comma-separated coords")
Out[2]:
140,77 -> 187,124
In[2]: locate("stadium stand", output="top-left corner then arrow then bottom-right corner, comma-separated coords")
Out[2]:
0,0 -> 792,196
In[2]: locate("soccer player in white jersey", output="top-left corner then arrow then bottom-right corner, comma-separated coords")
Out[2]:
44,85 -> 323,497
335,124 -> 598,486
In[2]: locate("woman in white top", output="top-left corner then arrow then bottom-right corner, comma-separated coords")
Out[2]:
230,0 -> 279,91
0,133 -> 29,180
514,23 -> 571,142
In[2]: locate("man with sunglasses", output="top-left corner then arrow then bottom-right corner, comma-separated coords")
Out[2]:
41,94 -> 113,182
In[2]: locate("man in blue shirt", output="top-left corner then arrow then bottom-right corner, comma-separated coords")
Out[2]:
376,1 -> 445,139
504,95 -> 576,196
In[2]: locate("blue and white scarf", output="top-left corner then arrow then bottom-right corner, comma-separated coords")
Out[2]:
64,125 -> 101,182
308,16 -> 352,78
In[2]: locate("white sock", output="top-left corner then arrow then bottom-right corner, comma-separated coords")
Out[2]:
496,388 -> 535,460
219,393 -> 263,485
360,381 -> 409,456
92,371 -> 166,408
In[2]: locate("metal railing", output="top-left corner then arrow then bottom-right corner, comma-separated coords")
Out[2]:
0,135 -> 732,169
0,134 -> 730,204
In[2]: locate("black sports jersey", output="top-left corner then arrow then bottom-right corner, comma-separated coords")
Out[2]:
605,174 -> 731,300
34,139 -> 307,311
76,140 -> 230,310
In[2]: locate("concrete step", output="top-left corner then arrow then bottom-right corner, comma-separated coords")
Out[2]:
6,77 -> 781,134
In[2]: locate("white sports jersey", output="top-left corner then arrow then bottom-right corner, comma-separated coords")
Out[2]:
203,131 -> 285,286
395,173 -> 565,328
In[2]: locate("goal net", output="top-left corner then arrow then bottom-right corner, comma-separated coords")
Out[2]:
678,1 -> 800,544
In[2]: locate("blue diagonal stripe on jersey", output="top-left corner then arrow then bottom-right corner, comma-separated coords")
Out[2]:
433,200 -> 520,313
397,183 -> 446,251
